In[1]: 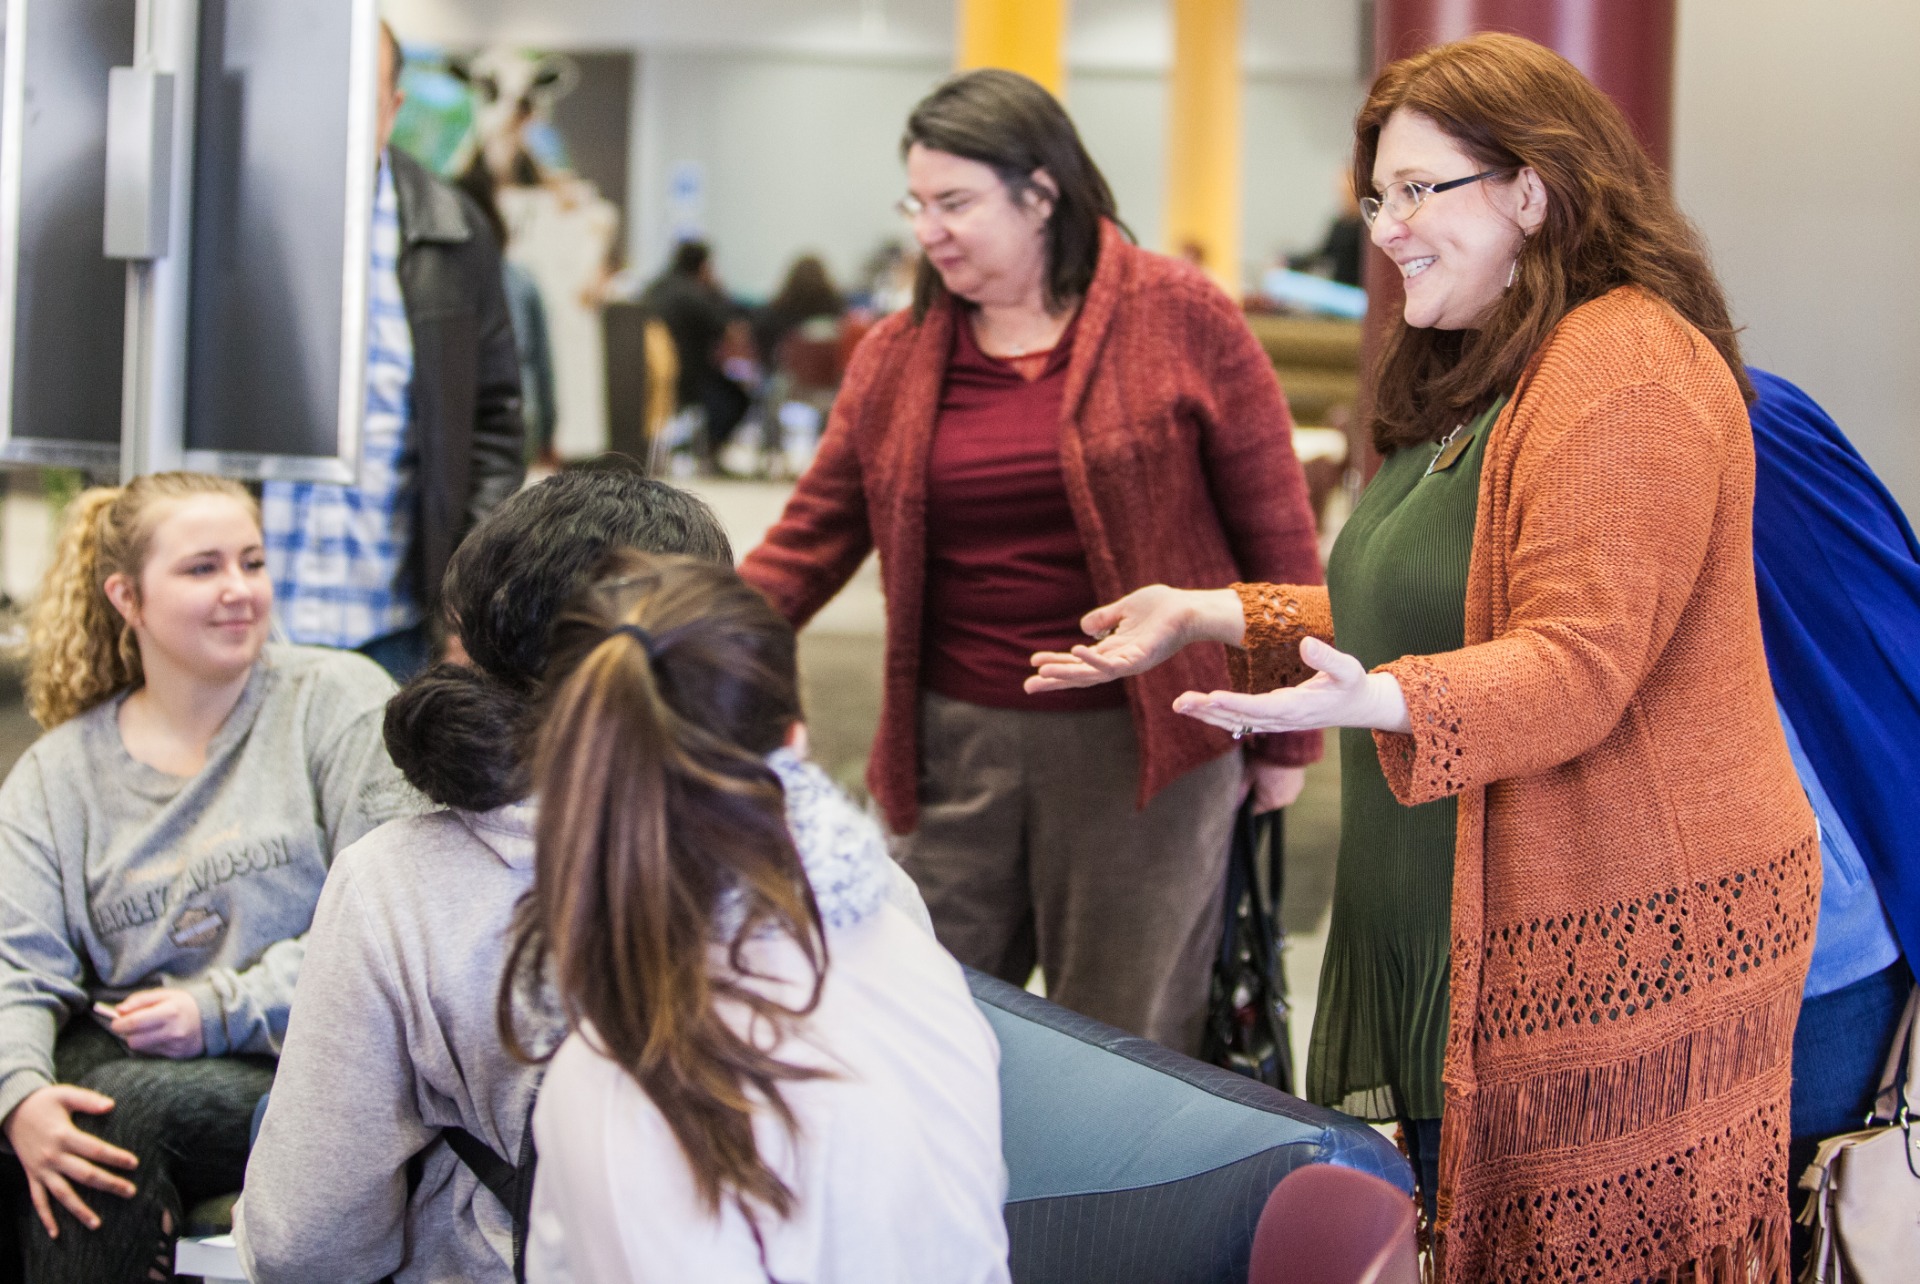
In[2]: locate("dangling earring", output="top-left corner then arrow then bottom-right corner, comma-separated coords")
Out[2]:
1506,258 -> 1518,289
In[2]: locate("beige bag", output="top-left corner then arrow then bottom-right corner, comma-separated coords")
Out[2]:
1797,984 -> 1920,1283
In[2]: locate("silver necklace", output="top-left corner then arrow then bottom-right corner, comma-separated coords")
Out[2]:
988,322 -> 1047,357
977,308 -> 1066,358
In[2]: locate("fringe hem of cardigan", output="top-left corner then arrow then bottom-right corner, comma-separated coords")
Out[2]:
1432,834 -> 1816,1284
1438,1209 -> 1792,1284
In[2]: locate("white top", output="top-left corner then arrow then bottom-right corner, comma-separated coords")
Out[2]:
525,900 -> 1010,1284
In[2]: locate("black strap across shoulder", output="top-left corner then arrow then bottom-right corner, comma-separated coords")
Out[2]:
445,1116 -> 539,1284
442,1125 -> 521,1213
387,1099 -> 539,1284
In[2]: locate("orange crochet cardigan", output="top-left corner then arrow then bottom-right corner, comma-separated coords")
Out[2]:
1234,289 -> 1819,1283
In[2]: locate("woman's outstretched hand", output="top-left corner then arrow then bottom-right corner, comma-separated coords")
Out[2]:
1027,586 -> 1244,694
1173,637 -> 1412,735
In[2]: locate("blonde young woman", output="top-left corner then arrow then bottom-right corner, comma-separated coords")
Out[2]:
0,473 -> 415,1283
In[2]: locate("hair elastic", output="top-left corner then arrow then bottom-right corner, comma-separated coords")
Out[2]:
611,623 -> 658,655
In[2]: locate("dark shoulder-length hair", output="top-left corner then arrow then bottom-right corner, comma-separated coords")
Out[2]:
381,467 -> 732,813
901,68 -> 1123,320
1356,33 -> 1752,452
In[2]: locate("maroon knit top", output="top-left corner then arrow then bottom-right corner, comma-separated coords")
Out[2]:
921,311 -> 1125,712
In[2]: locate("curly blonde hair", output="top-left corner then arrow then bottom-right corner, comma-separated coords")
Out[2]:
25,472 -> 259,729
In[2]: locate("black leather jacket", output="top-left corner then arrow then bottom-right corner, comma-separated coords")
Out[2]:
390,148 -> 525,613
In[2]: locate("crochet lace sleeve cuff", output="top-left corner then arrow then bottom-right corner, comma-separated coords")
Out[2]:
1372,653 -> 1469,806
1225,583 -> 1332,693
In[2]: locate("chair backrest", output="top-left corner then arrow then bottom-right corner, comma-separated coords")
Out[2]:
642,318 -> 680,439
778,317 -> 844,396
968,970 -> 1411,1284
1248,1164 -> 1419,1284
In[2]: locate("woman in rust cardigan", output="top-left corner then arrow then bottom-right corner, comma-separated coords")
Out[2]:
1032,35 -> 1817,1284
740,70 -> 1321,1055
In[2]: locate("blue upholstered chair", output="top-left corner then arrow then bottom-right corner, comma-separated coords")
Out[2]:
968,969 -> 1413,1284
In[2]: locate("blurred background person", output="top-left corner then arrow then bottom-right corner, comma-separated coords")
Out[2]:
852,239 -> 920,316
1292,172 -> 1365,288
640,240 -> 753,473
753,255 -> 851,478
753,254 -> 846,371
740,69 -> 1321,1055
262,21 -> 525,683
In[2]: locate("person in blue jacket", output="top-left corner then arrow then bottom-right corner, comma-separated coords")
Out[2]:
1747,367 -> 1919,1246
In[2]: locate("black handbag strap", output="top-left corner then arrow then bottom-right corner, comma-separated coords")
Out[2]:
1216,803 -> 1279,974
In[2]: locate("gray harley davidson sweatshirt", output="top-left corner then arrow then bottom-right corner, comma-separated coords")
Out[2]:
0,644 -> 420,1128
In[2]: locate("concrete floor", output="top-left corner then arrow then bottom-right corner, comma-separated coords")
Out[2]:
0,477 -> 1341,1087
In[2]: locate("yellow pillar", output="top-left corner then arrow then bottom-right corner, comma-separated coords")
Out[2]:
1164,0 -> 1243,295
955,0 -> 1069,97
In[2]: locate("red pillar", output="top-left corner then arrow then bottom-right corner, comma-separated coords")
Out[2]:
1356,0 -> 1676,473
1373,0 -> 1676,170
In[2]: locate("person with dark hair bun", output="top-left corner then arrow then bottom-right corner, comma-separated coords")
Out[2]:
234,471 -> 738,1284
743,68 -> 1321,1057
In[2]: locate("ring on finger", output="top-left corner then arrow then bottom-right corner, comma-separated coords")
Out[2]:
1231,724 -> 1254,740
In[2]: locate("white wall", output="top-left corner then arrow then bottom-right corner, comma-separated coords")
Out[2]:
1672,0 -> 1920,511
386,0 -> 1367,296
632,49 -> 948,298
385,0 -> 952,57
1242,71 -> 1366,266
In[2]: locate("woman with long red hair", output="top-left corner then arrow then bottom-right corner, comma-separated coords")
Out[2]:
1030,33 -> 1816,1281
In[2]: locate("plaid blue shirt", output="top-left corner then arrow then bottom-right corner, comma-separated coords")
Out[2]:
262,154 -> 421,649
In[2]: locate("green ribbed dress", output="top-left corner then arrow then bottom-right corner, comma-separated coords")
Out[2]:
1306,396 -> 1504,1123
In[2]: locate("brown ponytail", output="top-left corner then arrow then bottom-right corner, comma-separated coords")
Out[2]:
24,472 -> 258,728
500,551 -> 825,1221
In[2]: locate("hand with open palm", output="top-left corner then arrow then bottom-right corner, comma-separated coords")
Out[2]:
1173,637 -> 1411,735
1026,585 -> 1244,693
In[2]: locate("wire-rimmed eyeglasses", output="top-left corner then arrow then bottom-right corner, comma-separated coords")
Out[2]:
1359,169 -> 1508,227
895,190 -> 990,225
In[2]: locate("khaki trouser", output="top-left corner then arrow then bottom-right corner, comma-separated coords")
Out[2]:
896,691 -> 1241,1055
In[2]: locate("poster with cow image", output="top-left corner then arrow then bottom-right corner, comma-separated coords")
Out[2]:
391,44 -> 632,461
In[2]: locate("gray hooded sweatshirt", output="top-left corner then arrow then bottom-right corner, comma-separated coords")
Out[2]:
235,804 -> 548,1284
235,752 -> 933,1284
0,645 -> 417,1129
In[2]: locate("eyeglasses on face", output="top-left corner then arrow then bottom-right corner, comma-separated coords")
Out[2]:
895,188 -> 992,224
1360,168 -> 1509,227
